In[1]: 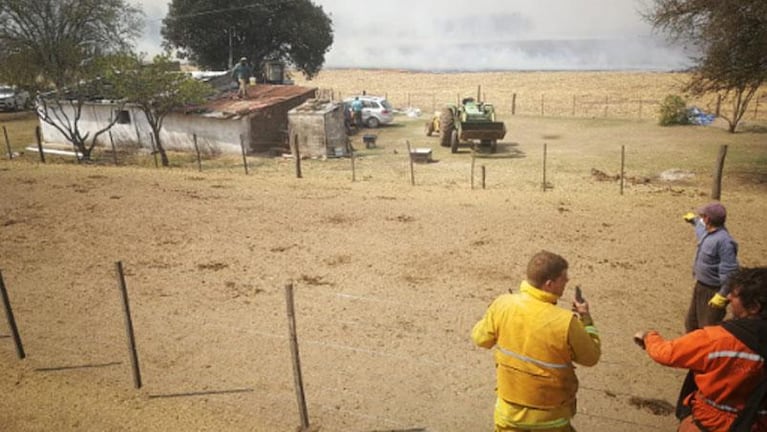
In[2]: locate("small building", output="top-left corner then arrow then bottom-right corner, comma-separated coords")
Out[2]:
37,76 -> 316,156
288,99 -> 348,158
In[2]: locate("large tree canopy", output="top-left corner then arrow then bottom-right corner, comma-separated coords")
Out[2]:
161,0 -> 333,79
646,0 -> 767,132
0,0 -> 142,90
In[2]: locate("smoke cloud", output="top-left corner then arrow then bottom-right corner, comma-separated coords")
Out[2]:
134,0 -> 692,71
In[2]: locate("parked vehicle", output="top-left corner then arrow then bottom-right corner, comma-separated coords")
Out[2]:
0,85 -> 30,111
439,97 -> 506,153
342,95 -> 394,128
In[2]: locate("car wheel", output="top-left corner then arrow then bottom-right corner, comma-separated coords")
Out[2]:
366,117 -> 380,128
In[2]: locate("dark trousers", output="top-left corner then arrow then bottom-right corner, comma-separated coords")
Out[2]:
685,281 -> 726,333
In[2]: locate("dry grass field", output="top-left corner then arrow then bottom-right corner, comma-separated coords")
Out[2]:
1,70 -> 767,432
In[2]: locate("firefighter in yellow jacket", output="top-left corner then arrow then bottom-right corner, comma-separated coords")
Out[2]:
472,250 -> 601,432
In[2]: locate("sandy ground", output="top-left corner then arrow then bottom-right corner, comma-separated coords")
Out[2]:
1,113 -> 766,431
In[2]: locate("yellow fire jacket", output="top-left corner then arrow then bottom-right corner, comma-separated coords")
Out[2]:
472,281 -> 601,427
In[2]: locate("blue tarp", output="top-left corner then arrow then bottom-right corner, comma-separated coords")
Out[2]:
687,106 -> 716,125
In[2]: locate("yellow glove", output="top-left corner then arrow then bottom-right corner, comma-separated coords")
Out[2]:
708,293 -> 729,309
683,212 -> 696,224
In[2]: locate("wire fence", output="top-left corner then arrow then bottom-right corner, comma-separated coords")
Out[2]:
320,88 -> 767,121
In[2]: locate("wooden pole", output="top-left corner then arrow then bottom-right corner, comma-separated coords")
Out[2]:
512,93 -> 517,115
620,145 -> 625,196
35,126 -> 45,163
407,140 -> 415,186
477,85 -> 481,103
471,146 -> 476,190
293,136 -> 302,179
481,165 -> 486,190
284,283 -> 311,431
350,144 -> 356,182
193,134 -> 202,172
109,131 -> 118,166
3,126 -> 12,159
115,261 -> 142,389
239,134 -> 249,175
0,270 -> 25,359
542,143 -> 547,192
712,145 -> 728,200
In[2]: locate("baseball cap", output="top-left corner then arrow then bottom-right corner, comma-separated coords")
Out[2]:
240,57 -> 247,62
698,202 -> 727,225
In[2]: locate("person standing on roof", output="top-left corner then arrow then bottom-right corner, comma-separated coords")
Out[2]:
231,57 -> 253,99
634,267 -> 767,432
472,250 -> 601,432
350,96 -> 364,128
682,202 -> 740,332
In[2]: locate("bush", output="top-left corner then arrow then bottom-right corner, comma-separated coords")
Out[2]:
658,95 -> 690,126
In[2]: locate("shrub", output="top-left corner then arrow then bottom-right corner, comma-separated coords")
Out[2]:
658,95 -> 690,126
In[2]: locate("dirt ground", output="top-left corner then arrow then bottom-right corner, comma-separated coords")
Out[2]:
1,109 -> 766,431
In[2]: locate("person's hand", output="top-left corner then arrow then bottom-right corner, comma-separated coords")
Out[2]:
683,212 -> 696,224
633,331 -> 647,349
572,298 -> 590,316
708,293 -> 729,309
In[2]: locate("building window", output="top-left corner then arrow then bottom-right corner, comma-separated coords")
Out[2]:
114,110 -> 131,124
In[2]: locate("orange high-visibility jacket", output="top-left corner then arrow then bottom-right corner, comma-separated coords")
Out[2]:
645,325 -> 767,431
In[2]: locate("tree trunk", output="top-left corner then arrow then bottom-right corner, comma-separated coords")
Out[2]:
152,131 -> 169,167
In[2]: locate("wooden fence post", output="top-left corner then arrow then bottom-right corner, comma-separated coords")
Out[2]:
620,145 -> 625,196
712,145 -> 728,200
3,126 -> 12,159
239,134 -> 249,175
0,270 -> 26,359
35,126 -> 45,163
193,134 -> 202,172
512,93 -> 517,115
285,283 -> 311,432
293,136 -> 302,179
481,165 -> 486,190
115,261 -> 142,389
407,140 -> 415,186
542,143 -> 548,192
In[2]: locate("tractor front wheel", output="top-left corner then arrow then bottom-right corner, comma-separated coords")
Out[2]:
450,130 -> 459,153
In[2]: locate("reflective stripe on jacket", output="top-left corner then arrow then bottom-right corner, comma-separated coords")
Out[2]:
473,282 -> 577,408
645,325 -> 767,431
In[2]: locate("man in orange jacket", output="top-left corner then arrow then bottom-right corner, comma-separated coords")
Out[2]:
472,250 -> 601,432
635,267 -> 767,432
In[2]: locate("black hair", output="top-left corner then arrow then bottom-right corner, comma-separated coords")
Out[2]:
730,267 -> 767,318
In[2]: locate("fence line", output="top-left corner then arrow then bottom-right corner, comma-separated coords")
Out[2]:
321,88 -> 767,122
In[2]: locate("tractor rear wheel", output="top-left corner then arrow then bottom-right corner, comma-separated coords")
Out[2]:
439,109 -> 454,147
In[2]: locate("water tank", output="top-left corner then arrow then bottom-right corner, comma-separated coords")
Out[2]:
264,61 -> 285,84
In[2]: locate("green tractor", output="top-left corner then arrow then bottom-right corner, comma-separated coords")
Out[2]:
439,97 -> 506,153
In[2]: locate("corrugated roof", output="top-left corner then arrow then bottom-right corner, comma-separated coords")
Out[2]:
199,84 -> 317,119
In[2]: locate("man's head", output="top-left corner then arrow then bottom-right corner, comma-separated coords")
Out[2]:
727,268 -> 767,319
240,57 -> 247,64
698,202 -> 727,227
526,250 -> 569,296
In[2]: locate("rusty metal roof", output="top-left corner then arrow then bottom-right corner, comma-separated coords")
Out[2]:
199,84 -> 317,119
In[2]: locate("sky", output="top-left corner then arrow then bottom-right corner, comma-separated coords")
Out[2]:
135,0 -> 692,71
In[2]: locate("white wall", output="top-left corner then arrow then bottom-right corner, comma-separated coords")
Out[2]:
39,102 -> 248,155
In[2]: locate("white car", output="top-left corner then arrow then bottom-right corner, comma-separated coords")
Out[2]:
0,85 -> 30,111
343,95 -> 394,128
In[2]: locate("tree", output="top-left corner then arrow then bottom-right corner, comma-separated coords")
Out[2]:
0,0 -> 142,159
114,55 -> 214,167
161,0 -> 333,79
645,0 -> 767,132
